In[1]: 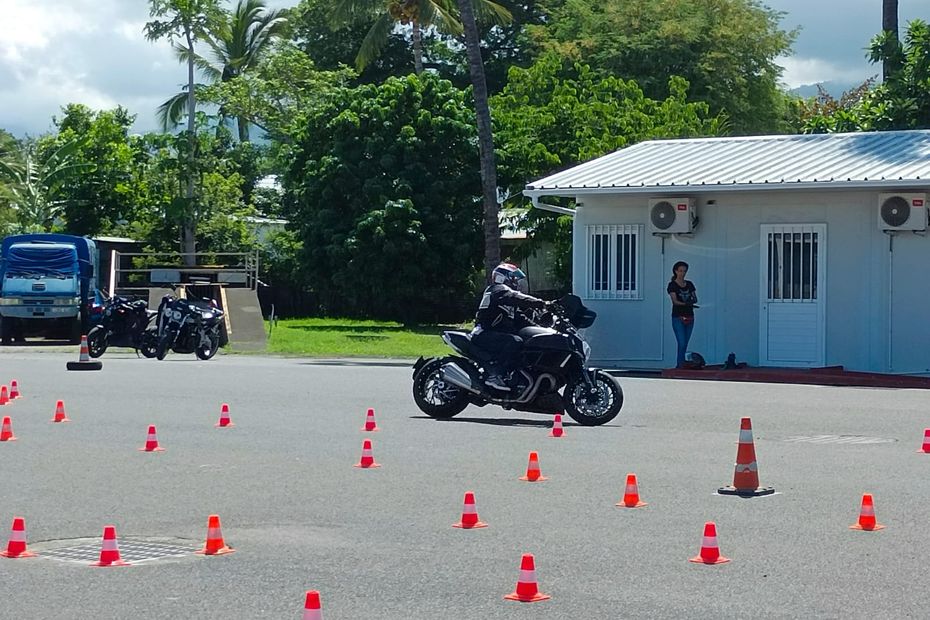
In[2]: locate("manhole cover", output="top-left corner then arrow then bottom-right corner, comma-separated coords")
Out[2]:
781,435 -> 895,445
38,538 -> 198,564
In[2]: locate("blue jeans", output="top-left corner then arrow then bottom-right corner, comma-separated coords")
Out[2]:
671,316 -> 694,367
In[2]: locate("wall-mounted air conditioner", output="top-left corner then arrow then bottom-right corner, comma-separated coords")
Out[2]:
648,198 -> 696,234
878,193 -> 927,231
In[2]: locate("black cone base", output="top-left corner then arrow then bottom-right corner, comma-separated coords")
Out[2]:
66,361 -> 103,371
717,485 -> 775,497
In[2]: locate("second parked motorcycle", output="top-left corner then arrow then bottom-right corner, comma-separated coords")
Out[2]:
86,295 -> 157,358
154,292 -> 225,360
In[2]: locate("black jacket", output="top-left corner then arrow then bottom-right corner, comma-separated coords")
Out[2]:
474,284 -> 546,332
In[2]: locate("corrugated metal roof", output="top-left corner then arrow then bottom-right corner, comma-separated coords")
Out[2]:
524,130 -> 930,198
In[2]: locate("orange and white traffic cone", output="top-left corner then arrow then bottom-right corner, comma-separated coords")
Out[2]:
718,417 -> 774,497
90,525 -> 129,566
67,335 -> 102,371
354,439 -> 380,468
0,386 -> 8,406
0,517 -> 36,558
362,407 -> 379,432
850,493 -> 885,531
452,491 -> 488,529
918,429 -> 930,453
196,514 -> 234,555
139,425 -> 165,452
689,521 -> 730,564
303,590 -> 323,620
519,451 -> 547,482
616,473 -> 647,508
504,553 -> 551,602
215,403 -> 234,428
52,400 -> 70,423
0,416 -> 15,441
9,380 -> 19,400
79,335 -> 91,362
549,414 -> 564,438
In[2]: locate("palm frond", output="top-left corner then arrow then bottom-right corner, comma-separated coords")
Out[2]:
419,1 -> 463,36
474,0 -> 513,26
157,92 -> 193,131
356,12 -> 395,71
330,0 -> 384,29
173,41 -> 223,81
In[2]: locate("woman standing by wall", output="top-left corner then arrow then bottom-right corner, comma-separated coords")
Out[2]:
667,261 -> 698,368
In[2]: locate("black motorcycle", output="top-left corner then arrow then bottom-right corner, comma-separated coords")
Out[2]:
86,295 -> 157,358
412,294 -> 623,426
154,292 -> 225,361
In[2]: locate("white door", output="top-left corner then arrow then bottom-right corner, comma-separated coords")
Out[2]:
759,224 -> 826,367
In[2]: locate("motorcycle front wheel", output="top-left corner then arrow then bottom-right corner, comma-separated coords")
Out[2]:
139,331 -> 158,359
412,358 -> 469,419
195,332 -> 220,360
564,370 -> 624,426
155,337 -> 170,360
87,326 -> 108,358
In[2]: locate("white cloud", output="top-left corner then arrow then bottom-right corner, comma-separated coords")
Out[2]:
776,56 -> 876,89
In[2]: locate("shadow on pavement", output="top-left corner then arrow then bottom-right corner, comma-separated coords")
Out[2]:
409,415 -> 622,428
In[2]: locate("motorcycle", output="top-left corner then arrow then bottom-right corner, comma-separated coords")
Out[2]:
86,295 -> 157,358
153,291 -> 225,361
411,294 -> 623,426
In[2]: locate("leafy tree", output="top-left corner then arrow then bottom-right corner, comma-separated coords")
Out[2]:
284,73 -> 483,322
525,0 -> 795,134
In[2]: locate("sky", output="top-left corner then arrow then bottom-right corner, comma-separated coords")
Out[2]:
0,0 -> 925,137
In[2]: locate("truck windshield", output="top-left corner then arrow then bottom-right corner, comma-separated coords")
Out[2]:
5,245 -> 77,279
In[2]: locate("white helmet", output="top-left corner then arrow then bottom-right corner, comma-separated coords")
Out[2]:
491,263 -> 528,292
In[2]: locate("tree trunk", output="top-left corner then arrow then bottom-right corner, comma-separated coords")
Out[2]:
456,0 -> 500,281
412,19 -> 424,75
183,27 -> 197,266
882,0 -> 899,81
237,116 -> 250,142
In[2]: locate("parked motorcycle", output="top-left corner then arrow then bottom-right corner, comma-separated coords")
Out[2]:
86,295 -> 157,358
411,294 -> 623,426
154,291 -> 225,361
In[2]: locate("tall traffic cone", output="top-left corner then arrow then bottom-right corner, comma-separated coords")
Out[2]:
90,525 -> 130,566
196,514 -> 234,555
549,414 -> 564,438
689,521 -> 730,564
0,416 -> 15,441
504,553 -> 551,602
362,407 -> 379,432
0,386 -> 8,406
138,425 -> 165,452
519,451 -> 547,481
717,417 -> 774,497
52,400 -> 70,423
66,335 -> 102,371
850,493 -> 885,531
303,590 -> 323,620
9,380 -> 19,400
354,439 -> 380,468
215,403 -> 234,428
0,517 -> 36,558
918,429 -> 930,453
452,491 -> 488,529
616,473 -> 647,508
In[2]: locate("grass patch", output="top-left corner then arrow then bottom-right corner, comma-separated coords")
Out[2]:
265,317 -> 468,358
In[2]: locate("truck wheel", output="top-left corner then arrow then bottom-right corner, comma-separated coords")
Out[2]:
69,316 -> 82,345
0,317 -> 12,345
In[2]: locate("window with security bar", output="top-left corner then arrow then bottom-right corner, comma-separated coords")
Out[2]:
766,230 -> 818,301
587,225 -> 642,299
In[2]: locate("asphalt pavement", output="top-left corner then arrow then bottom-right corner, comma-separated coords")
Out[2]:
1,351 -> 929,619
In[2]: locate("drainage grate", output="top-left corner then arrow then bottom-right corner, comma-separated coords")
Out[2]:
781,435 -> 895,445
40,539 -> 198,564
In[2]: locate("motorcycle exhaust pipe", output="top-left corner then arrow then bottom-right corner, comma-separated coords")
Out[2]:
440,362 -> 481,394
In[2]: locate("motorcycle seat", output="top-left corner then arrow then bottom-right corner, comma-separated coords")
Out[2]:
443,330 -> 494,362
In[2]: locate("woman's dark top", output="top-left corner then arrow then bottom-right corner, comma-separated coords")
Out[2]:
667,280 -> 696,317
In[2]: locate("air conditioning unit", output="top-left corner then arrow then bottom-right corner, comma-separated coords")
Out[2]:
878,193 -> 928,231
648,198 -> 695,234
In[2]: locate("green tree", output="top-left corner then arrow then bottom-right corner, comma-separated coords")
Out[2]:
526,0 -> 795,134
284,73 -> 483,322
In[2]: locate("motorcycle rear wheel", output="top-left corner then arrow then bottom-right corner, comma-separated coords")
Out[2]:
412,359 -> 469,419
87,326 -> 108,358
564,370 -> 623,426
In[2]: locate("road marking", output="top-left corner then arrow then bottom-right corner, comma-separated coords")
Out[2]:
781,435 -> 895,445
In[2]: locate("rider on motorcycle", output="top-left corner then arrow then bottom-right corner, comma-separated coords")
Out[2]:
472,262 -> 550,391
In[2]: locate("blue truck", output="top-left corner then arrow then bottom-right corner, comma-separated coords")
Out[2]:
0,234 -> 99,344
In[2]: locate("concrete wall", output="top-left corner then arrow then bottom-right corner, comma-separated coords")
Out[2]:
571,189 -> 930,373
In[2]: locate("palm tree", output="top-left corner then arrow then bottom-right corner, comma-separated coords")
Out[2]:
882,0 -> 899,81
331,0 -> 510,74
159,0 -> 287,141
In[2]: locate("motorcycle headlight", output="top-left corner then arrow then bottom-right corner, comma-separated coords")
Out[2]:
172,310 -> 182,320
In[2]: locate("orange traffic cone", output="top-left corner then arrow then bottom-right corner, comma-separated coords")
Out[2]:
0,386 -> 8,406
215,403 -> 234,428
90,525 -> 129,566
139,425 -> 165,452
362,407 -> 379,432
718,417 -> 774,497
616,473 -> 647,508
918,429 -> 930,453
196,514 -> 234,555
549,414 -> 564,438
66,335 -> 102,371
850,493 -> 885,531
689,521 -> 730,564
504,553 -> 551,602
0,517 -> 36,558
0,416 -> 15,441
52,400 -> 70,423
9,380 -> 19,400
452,491 -> 488,529
354,439 -> 381,468
519,451 -> 547,482
303,590 -> 323,620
